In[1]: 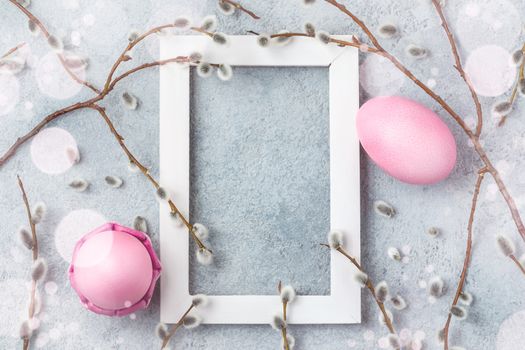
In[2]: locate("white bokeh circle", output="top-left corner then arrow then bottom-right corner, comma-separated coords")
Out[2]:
55,209 -> 107,262
62,0 -> 80,10
35,52 -> 85,100
465,45 -> 515,97
497,309 -> 525,350
30,127 -> 78,174
360,54 -> 406,96
455,0 -> 521,52
79,1 -> 129,51
0,74 -> 20,116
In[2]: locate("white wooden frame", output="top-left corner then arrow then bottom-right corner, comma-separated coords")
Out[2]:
159,36 -> 360,324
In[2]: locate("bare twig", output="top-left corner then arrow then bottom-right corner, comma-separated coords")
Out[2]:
322,0 -> 525,243
161,304 -> 195,349
17,175 -> 39,350
1,42 -> 26,59
509,254 -> 525,275
8,0 -> 101,94
431,0 -> 483,137
190,26 -> 214,37
220,0 -> 260,19
270,32 -> 309,39
321,244 -> 396,334
281,327 -> 290,350
442,168 -> 487,350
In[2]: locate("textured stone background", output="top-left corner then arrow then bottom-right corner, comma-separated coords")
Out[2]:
1,0 -> 525,349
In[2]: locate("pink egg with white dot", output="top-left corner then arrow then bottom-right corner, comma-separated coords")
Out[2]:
357,96 -> 457,185
69,222 -> 161,316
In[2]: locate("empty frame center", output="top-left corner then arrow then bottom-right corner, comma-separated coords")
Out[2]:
189,67 -> 331,296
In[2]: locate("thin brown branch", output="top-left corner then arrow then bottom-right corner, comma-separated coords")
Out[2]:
323,0 -> 470,135
323,0 -> 525,243
509,254 -> 525,275
104,23 -> 185,91
442,168 -> 487,350
17,176 -> 38,261
7,0 -> 101,94
0,99 -> 98,166
2,25 -> 184,159
269,32 -> 310,39
269,32 -> 378,52
104,23 -> 218,93
109,57 -> 190,90
88,104 -> 210,252
337,247 -> 396,334
190,26 -> 214,37
17,176 -> 39,350
2,42 -> 26,59
431,0 -> 483,137
280,290 -> 290,350
220,0 -> 260,19
498,42 -> 525,127
321,244 -> 396,334
0,53 -> 187,166
281,327 -> 290,350
161,304 -> 195,349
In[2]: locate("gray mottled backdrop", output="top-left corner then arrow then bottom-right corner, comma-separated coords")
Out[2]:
1,0 -> 525,349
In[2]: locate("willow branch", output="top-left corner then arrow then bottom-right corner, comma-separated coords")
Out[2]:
281,328 -> 290,350
17,176 -> 39,350
431,0 -> 483,137
509,255 -> 525,275
323,0 -> 470,135
321,244 -> 396,334
220,0 -> 260,19
190,26 -> 213,37
0,99 -> 97,166
0,54 -> 188,167
0,18 -> 209,167
7,0 -> 101,94
88,104 -> 209,252
323,0 -> 525,243
278,282 -> 290,350
105,24 -> 216,91
0,21 -> 215,251
442,168 -> 487,350
104,23 -> 185,91
1,42 -> 26,59
269,32 -> 380,52
498,42 -> 525,127
161,304 -> 195,349
108,57 -> 190,91
17,176 -> 37,261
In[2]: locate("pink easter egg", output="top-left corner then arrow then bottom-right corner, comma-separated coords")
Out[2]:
356,96 -> 457,185
69,222 -> 161,316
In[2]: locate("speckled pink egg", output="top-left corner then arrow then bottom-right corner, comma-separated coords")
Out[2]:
69,222 -> 161,316
356,96 -> 456,185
